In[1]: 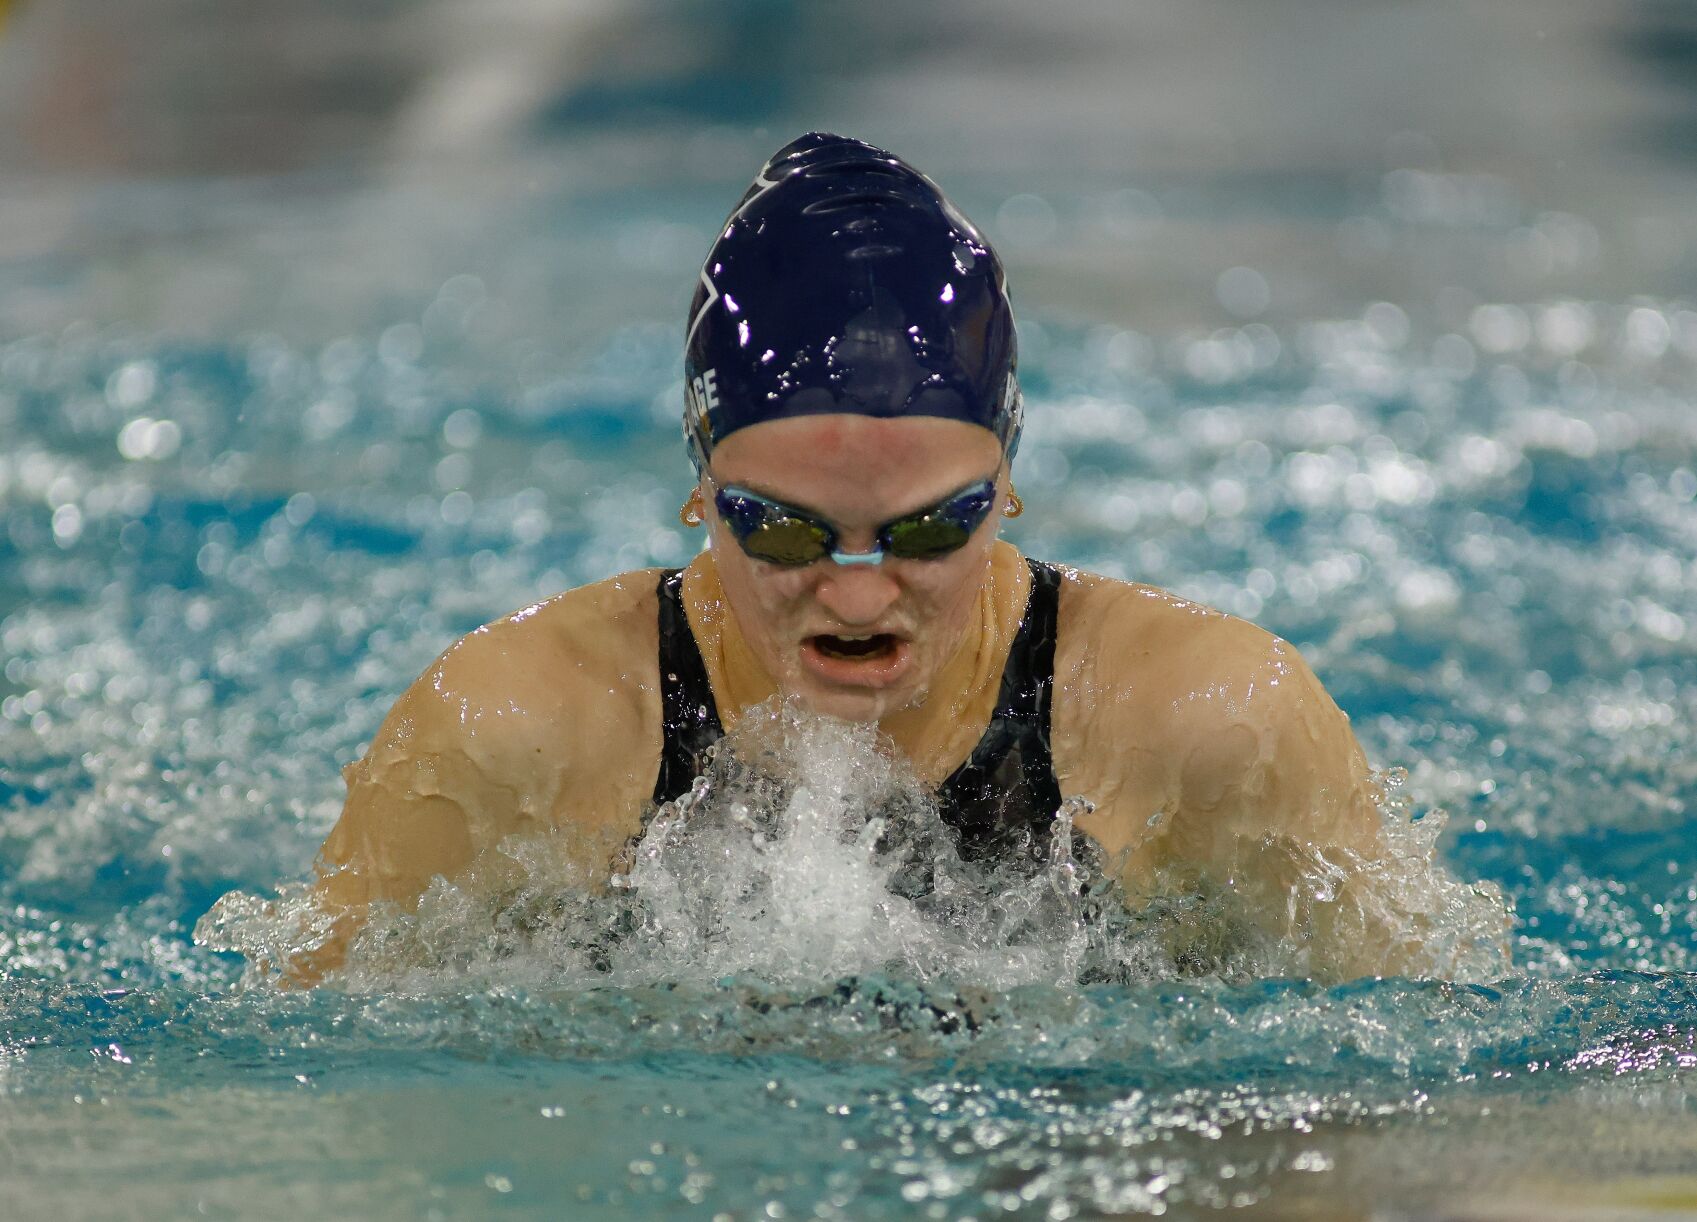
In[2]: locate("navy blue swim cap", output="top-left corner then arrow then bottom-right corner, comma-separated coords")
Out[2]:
684,133 -> 1020,469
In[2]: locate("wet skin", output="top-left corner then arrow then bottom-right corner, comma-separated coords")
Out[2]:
702,415 -> 1010,724
298,414 -> 1475,985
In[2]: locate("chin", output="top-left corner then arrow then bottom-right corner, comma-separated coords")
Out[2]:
790,682 -> 906,724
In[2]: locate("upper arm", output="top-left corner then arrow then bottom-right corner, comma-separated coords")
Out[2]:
315,633 -> 566,912
1055,572 -> 1495,980
1163,631 -> 1384,863
299,575 -> 663,979
287,646 -> 542,986
1054,573 -> 1383,869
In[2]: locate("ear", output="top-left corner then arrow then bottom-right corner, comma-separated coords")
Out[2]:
680,487 -> 706,528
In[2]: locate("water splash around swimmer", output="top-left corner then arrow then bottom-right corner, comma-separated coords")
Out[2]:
200,700 -> 1509,997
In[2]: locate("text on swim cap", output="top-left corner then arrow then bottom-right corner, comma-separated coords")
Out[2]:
687,369 -> 720,422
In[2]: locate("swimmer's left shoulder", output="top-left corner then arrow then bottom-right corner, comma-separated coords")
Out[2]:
1054,565 -> 1293,680
1050,565 -> 1369,857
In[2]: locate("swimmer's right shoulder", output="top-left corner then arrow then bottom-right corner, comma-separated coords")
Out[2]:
383,568 -> 667,790
433,567 -> 663,683
311,569 -> 671,972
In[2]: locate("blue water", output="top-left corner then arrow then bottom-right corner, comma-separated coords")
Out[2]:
5,284 -> 1696,1215
5,3 -> 1697,1212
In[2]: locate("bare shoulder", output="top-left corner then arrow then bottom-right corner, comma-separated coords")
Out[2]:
443,566 -> 663,680
404,568 -> 664,763
329,567 -> 666,878
300,569 -> 667,980
1051,565 -> 1374,859
1044,569 -> 1481,981
1055,566 -> 1309,719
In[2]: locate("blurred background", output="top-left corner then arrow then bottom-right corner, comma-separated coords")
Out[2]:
2,0 -> 1695,359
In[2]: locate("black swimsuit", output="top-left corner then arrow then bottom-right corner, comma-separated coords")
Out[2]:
652,559 -> 1065,861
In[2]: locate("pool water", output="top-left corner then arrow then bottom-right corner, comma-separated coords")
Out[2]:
5,5 -> 1697,1213
5,267 -> 1696,1215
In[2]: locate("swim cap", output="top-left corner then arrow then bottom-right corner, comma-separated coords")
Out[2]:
684,132 -> 1020,470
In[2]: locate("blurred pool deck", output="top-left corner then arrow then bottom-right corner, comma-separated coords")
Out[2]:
0,0 -> 1693,355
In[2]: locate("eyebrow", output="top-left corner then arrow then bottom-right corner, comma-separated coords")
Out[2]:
722,474 -> 999,525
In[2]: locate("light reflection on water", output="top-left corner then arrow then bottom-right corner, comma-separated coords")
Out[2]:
4,2 -> 1697,1212
3,285 -> 1696,1215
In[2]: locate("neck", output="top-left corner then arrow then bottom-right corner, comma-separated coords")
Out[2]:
678,541 -> 1032,784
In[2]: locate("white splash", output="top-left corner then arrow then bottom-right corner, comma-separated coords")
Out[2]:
200,701 -> 1510,993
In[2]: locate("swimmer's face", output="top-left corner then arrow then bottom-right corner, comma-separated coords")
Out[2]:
704,415 -> 1009,724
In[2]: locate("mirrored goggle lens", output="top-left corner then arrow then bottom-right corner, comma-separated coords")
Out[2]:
884,484 -> 995,559
884,516 -> 974,560
739,518 -> 833,566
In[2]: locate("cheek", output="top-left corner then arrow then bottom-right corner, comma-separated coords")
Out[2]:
713,544 -> 810,635
911,548 -> 994,640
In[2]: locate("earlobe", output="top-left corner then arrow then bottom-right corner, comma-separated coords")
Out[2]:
680,488 -> 706,527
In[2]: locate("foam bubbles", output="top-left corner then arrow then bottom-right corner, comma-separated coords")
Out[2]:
197,702 -> 1511,1000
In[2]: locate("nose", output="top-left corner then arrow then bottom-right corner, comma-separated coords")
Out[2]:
813,564 -> 902,627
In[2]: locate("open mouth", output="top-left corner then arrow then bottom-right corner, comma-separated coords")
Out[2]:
811,632 -> 900,661
800,632 -> 912,690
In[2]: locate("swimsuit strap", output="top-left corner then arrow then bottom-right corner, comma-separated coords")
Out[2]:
652,568 -> 725,806
933,558 -> 1065,861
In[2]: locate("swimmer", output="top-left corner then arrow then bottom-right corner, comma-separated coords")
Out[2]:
297,133 -> 1411,983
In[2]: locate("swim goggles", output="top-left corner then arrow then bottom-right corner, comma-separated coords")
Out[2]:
710,478 -> 998,567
